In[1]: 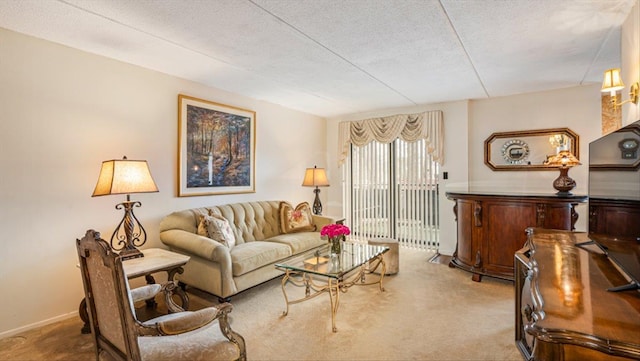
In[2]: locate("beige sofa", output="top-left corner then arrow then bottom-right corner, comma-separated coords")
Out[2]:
159,200 -> 333,301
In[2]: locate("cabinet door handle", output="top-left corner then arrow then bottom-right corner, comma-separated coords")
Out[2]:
474,202 -> 482,227
474,250 -> 483,269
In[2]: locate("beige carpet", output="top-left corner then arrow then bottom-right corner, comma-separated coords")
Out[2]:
0,247 -> 522,361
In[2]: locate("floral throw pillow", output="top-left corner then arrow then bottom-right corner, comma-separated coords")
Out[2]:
196,209 -> 236,248
279,201 -> 316,234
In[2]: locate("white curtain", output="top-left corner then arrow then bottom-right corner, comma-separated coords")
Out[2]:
338,110 -> 444,167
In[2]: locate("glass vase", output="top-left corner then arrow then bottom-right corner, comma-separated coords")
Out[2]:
330,236 -> 342,255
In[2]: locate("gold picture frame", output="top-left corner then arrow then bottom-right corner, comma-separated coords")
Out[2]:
178,94 -> 256,196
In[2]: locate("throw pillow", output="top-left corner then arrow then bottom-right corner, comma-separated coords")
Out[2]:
196,208 -> 216,237
196,209 -> 236,248
279,201 -> 316,233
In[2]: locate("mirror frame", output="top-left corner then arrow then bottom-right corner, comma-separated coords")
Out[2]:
590,122 -> 640,171
484,127 -> 580,171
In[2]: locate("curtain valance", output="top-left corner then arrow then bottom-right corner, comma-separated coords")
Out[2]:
337,110 -> 444,166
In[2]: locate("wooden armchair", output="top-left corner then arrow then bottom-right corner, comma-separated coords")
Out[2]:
76,229 -> 246,361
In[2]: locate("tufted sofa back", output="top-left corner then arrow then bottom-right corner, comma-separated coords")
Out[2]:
159,201 -> 283,245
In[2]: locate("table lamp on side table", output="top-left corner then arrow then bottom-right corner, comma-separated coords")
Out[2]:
92,156 -> 159,260
302,165 -> 330,215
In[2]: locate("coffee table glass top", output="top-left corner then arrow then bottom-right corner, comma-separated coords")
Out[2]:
275,242 -> 388,279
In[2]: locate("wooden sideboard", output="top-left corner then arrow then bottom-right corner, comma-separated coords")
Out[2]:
515,228 -> 640,360
446,192 -> 587,281
589,197 -> 640,240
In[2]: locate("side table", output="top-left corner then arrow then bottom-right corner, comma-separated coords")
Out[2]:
79,248 -> 190,334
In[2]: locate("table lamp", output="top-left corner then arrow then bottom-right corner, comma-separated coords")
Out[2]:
92,156 -> 159,260
302,165 -> 330,215
545,150 -> 581,196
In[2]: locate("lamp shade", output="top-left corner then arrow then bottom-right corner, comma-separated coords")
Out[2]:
301,166 -> 330,187
601,68 -> 625,93
92,157 -> 159,197
545,150 -> 581,168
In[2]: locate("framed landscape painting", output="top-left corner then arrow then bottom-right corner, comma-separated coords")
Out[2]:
178,94 -> 256,196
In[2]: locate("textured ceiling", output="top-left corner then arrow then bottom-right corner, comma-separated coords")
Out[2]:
0,0 -> 635,117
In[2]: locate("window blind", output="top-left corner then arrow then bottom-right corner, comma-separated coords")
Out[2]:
343,139 -> 439,250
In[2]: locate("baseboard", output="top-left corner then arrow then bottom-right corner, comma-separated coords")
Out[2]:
0,311 -> 78,340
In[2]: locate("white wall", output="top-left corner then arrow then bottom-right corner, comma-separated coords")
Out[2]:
622,0 -> 640,125
0,28 -> 326,336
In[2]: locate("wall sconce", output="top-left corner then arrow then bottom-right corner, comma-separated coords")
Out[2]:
92,156 -> 159,260
302,165 -> 330,215
601,68 -> 639,109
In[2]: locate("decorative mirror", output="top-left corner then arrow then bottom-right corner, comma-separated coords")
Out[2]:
590,122 -> 640,170
619,138 -> 639,159
484,128 -> 579,171
501,139 -> 530,165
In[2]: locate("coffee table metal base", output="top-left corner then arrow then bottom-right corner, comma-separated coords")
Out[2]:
280,254 -> 386,332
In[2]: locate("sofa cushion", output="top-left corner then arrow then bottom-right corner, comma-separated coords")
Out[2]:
212,201 -> 282,244
230,241 -> 292,277
197,212 -> 236,249
266,232 -> 325,254
279,201 -> 316,233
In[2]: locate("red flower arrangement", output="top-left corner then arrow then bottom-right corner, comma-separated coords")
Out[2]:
321,223 -> 350,254
320,223 -> 351,238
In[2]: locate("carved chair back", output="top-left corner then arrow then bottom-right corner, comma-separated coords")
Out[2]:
77,229 -> 142,360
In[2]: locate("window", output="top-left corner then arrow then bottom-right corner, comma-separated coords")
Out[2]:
343,138 -> 439,249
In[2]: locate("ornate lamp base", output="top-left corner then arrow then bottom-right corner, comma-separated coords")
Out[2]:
119,246 -> 144,260
553,167 -> 576,196
111,198 -> 147,260
312,187 -> 323,215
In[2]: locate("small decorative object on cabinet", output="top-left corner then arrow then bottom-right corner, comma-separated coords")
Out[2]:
515,228 -> 640,361
446,191 -> 587,282
544,150 -> 581,195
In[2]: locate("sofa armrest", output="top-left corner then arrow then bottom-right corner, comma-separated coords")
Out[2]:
159,229 -> 231,265
312,214 -> 343,229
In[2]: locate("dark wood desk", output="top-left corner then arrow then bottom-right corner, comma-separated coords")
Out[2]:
515,228 -> 640,360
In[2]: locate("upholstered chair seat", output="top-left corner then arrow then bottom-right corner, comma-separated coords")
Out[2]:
138,310 -> 239,361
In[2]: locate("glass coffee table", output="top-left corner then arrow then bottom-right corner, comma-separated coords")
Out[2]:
275,242 -> 389,332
